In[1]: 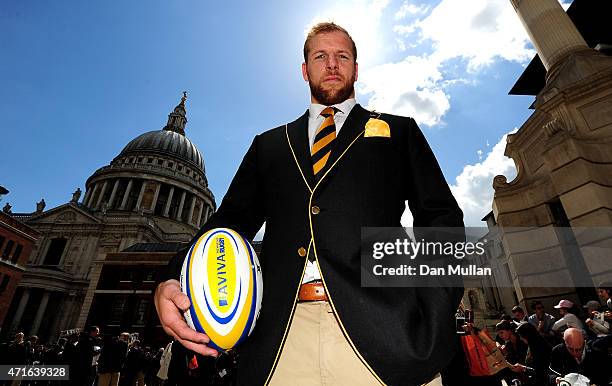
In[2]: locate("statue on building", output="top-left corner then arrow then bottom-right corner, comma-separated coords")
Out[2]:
36,198 -> 46,213
71,188 -> 82,203
2,203 -> 12,214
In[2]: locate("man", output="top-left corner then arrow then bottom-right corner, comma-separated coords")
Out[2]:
551,300 -> 584,334
597,281 -> 612,324
155,22 -> 464,385
496,321 -> 528,368
511,306 -> 527,324
548,328 -> 611,385
97,332 -> 129,386
527,301 -> 556,342
71,326 -> 102,386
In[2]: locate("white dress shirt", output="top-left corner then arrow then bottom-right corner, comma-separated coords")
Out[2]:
302,98 -> 357,284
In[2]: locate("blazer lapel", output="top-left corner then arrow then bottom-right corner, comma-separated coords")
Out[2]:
286,110 -> 315,191
319,104 -> 372,178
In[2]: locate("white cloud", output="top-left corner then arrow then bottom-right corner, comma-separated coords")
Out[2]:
450,129 -> 517,226
394,1 -> 429,20
358,55 -> 450,126
408,0 -> 535,71
305,0 -> 390,68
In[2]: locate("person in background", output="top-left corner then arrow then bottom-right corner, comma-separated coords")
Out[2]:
97,332 -> 129,386
548,328 -> 611,386
583,300 -> 610,339
511,306 -> 528,324
496,320 -> 528,365
510,322 -> 552,386
551,300 -> 584,335
597,281 -> 612,324
527,301 -> 556,345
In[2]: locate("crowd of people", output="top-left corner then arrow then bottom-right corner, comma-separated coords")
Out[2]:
0,326 -> 167,386
479,282 -> 612,385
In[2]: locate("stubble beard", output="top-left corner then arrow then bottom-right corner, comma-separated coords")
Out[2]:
309,73 -> 356,106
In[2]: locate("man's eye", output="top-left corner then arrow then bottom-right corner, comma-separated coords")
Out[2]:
315,54 -> 326,59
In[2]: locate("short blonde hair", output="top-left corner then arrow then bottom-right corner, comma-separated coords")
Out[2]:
303,22 -> 357,63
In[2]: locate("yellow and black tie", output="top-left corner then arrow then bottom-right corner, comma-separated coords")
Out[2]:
312,107 -> 336,177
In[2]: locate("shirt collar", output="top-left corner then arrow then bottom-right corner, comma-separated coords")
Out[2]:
309,98 -> 357,118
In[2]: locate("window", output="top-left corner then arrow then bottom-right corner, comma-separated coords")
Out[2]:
0,236 -> 5,251
134,298 -> 150,325
109,296 -> 128,324
0,274 -> 9,293
177,165 -> 182,171
43,238 -> 67,265
2,240 -> 14,259
168,162 -> 173,168
11,244 -> 23,264
157,159 -> 163,165
147,158 -> 153,163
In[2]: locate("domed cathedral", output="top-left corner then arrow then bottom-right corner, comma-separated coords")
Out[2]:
1,94 -> 216,343
84,92 -> 214,236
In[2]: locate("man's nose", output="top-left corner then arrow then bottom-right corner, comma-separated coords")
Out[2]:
326,55 -> 339,69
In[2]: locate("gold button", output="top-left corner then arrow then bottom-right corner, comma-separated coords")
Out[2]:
298,247 -> 307,257
311,206 -> 320,215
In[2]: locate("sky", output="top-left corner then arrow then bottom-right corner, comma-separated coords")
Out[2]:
1,0 -> 568,227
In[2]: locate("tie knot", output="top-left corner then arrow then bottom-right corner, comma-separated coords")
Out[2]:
321,107 -> 335,118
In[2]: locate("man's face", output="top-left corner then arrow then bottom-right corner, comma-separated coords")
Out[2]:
565,337 -> 585,361
498,330 -> 511,341
534,304 -> 544,317
598,288 -> 610,301
302,31 -> 358,105
512,310 -> 525,320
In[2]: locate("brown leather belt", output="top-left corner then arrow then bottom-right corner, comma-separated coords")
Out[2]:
298,281 -> 328,302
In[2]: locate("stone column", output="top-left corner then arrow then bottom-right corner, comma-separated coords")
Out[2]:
204,205 -> 210,221
120,179 -> 133,210
151,183 -> 162,212
9,288 -> 30,332
188,196 -> 196,226
30,291 -> 50,336
107,179 -> 120,209
195,201 -> 204,228
509,0 -> 588,71
84,183 -> 98,207
82,188 -> 92,207
135,182 -> 146,211
176,191 -> 187,221
163,187 -> 175,217
94,181 -> 108,210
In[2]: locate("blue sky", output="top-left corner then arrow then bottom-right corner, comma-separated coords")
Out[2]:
1,0 -> 546,225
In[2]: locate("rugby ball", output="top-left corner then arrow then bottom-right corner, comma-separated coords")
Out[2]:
180,228 -> 263,351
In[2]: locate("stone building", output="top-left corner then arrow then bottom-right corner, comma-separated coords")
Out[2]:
0,207 -> 39,330
2,94 -> 216,342
489,0 -> 612,312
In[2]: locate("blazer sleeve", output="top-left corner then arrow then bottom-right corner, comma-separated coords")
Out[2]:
164,135 -> 265,281
404,118 -> 464,228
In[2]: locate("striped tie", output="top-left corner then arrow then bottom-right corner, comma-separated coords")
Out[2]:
312,107 -> 336,177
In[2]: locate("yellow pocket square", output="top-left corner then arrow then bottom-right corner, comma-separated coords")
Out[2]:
364,118 -> 391,138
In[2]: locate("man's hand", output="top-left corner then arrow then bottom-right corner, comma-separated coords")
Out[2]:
154,279 -> 218,357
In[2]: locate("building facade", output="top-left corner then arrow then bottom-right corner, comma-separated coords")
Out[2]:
490,0 -> 612,311
2,94 -> 215,342
0,210 -> 39,330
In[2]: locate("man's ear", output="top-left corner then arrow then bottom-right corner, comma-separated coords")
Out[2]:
302,62 -> 309,82
355,62 -> 359,82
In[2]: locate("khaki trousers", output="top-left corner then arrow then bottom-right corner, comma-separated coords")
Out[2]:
269,301 -> 442,386
97,372 -> 120,386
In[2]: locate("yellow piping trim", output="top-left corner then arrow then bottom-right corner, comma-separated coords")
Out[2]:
285,124 -> 313,194
307,129 -> 387,385
263,242 -> 310,385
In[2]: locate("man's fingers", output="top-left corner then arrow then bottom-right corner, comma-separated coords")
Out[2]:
170,290 -> 191,311
176,337 -> 219,357
169,318 -> 211,345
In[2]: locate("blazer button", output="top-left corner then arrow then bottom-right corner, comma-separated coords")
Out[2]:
298,247 -> 307,257
311,206 -> 320,215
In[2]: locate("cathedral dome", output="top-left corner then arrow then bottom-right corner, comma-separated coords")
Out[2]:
119,130 -> 204,172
